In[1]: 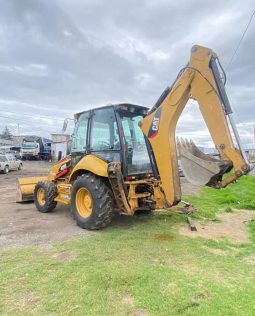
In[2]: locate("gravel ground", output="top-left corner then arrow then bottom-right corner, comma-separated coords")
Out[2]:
0,161 -> 86,249
0,161 -> 199,249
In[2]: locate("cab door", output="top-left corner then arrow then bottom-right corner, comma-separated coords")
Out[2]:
14,157 -> 20,169
7,156 -> 15,170
71,112 -> 89,167
12,157 -> 18,169
88,107 -> 121,163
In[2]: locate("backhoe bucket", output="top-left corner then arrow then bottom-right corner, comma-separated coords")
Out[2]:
16,176 -> 47,202
177,138 -> 231,187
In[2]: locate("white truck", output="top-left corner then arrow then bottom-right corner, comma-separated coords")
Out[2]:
0,154 -> 22,174
21,136 -> 52,160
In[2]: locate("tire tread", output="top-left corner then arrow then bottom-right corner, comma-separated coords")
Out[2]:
34,180 -> 57,213
72,173 -> 114,230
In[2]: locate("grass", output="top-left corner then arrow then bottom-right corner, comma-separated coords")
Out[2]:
184,175 -> 255,220
1,176 -> 255,315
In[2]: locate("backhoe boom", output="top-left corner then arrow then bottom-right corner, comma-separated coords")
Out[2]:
140,45 -> 250,207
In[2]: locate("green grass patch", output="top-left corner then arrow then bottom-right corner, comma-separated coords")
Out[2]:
184,175 -> 255,220
248,219 -> 255,243
1,176 -> 255,315
0,210 -> 255,316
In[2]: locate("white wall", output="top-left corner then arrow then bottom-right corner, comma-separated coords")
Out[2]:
51,142 -> 68,161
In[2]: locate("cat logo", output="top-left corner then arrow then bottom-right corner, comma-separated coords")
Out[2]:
152,117 -> 160,131
148,108 -> 162,139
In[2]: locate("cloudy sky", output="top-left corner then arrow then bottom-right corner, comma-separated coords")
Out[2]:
0,0 -> 254,147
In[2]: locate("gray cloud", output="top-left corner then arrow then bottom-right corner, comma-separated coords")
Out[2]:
0,0 -> 254,146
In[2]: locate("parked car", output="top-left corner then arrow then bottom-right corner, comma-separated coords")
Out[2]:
7,150 -> 22,160
0,154 -> 22,174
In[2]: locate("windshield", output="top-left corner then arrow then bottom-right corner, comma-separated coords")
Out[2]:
120,114 -> 152,175
22,143 -> 37,149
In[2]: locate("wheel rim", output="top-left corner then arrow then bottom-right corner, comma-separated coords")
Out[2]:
37,188 -> 46,206
76,187 -> 93,218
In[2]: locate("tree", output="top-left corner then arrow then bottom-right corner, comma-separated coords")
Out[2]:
0,126 -> 13,140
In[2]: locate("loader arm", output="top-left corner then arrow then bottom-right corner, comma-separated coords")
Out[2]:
140,45 -> 250,207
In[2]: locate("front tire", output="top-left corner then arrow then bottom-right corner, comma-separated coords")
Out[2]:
3,165 -> 9,174
18,163 -> 22,170
71,173 -> 114,230
34,181 -> 57,213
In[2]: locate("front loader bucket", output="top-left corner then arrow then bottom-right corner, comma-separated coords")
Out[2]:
177,138 -> 232,187
16,176 -> 48,202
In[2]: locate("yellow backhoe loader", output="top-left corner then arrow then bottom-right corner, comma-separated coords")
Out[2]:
17,45 -> 252,230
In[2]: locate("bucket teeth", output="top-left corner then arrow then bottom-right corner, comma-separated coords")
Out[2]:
177,138 -> 232,187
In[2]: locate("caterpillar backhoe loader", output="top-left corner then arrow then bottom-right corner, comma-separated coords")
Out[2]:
17,45 -> 252,230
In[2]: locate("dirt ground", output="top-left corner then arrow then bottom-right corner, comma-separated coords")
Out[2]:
0,161 -> 200,249
0,161 -> 86,249
179,210 -> 255,244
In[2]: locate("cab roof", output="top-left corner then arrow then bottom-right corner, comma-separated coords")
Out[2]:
74,103 -> 149,120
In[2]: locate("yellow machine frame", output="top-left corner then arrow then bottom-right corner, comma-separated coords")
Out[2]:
17,45 -> 250,217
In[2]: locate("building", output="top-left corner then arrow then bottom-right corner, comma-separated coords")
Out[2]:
200,144 -> 255,162
243,144 -> 255,162
51,134 -> 71,161
12,136 -> 26,147
0,138 -> 13,147
0,138 -> 13,153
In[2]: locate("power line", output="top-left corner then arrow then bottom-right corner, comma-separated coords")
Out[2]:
226,10 -> 255,70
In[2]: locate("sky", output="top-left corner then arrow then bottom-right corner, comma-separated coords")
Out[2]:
0,0 -> 254,147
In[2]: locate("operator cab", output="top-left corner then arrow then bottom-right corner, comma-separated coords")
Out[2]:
71,104 -> 154,179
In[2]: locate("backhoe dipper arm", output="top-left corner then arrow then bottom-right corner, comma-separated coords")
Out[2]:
139,45 -> 250,207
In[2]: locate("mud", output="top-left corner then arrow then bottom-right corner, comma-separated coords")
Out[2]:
153,234 -> 174,241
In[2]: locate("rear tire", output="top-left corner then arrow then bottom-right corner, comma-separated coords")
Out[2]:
3,165 -> 9,174
34,181 -> 57,213
71,173 -> 114,230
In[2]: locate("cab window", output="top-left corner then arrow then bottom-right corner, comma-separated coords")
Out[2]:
90,108 -> 120,151
72,113 -> 89,153
120,114 -> 152,175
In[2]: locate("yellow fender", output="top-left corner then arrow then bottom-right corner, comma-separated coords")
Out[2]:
69,154 -> 108,181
